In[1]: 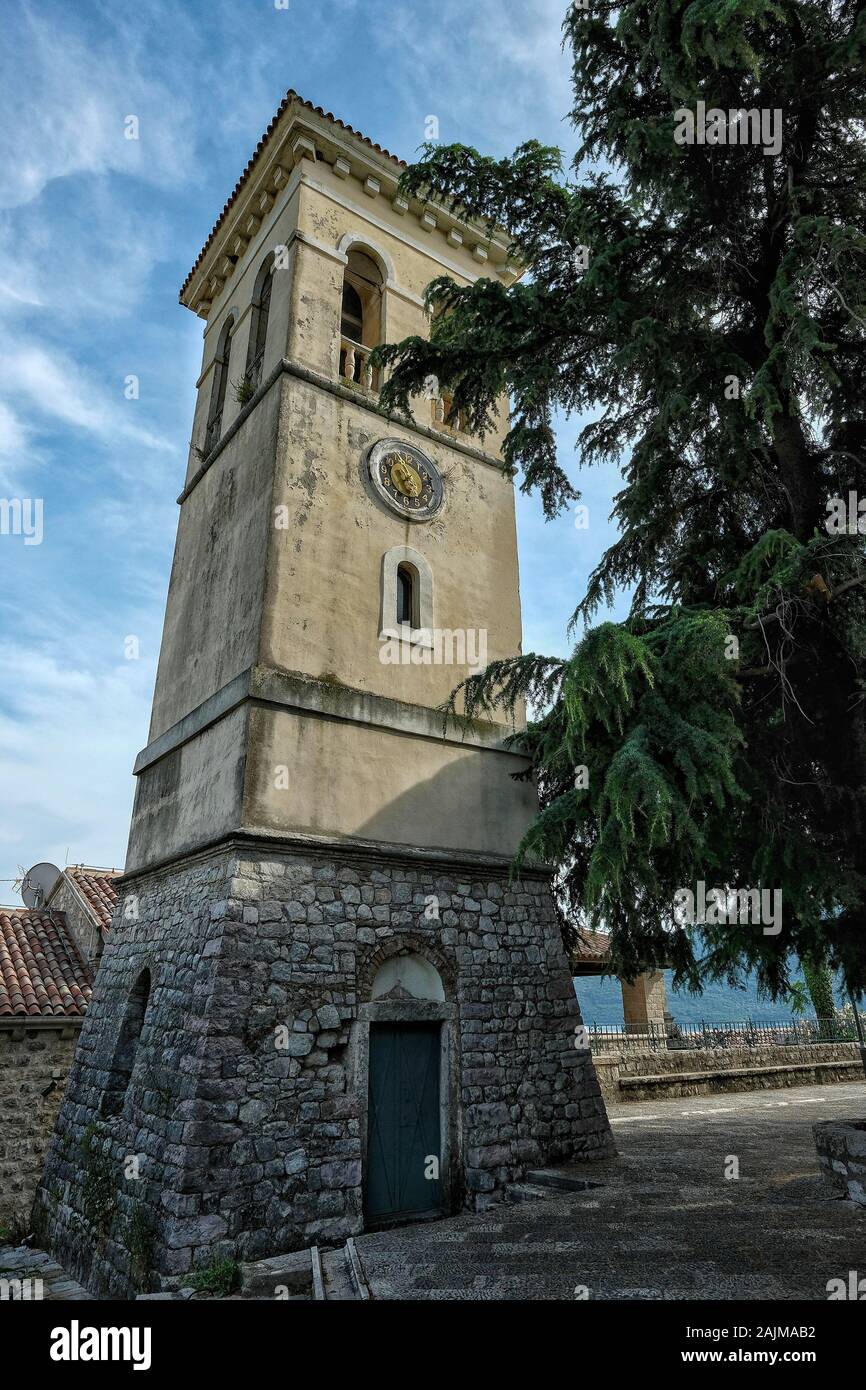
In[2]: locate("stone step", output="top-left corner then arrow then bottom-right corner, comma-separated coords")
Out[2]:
238,1250 -> 313,1299
320,1247 -> 359,1301
344,1237 -> 371,1299
503,1182 -> 550,1204
310,1245 -> 325,1301
0,1245 -> 89,1300
525,1169 -> 605,1194
137,1289 -> 196,1300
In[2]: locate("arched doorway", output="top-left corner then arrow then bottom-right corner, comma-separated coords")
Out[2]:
359,951 -> 453,1226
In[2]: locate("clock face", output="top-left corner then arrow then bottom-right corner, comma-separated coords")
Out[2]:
368,439 -> 444,521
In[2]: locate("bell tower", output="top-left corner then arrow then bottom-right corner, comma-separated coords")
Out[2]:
129,96 -> 539,870
36,92 -> 613,1296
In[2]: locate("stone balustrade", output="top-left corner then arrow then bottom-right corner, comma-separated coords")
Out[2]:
340,337 -> 376,392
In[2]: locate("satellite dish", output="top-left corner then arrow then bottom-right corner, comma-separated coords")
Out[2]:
22,862 -> 61,910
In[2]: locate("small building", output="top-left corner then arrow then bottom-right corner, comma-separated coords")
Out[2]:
570,929 -> 669,1035
0,864 -> 119,1236
44,864 -> 121,967
0,906 -> 93,1236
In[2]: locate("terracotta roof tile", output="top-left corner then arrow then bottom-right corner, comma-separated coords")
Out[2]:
0,907 -> 93,1018
65,865 -> 121,935
180,89 -> 406,301
572,929 -> 612,963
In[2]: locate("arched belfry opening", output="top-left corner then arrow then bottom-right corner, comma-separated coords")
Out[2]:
340,246 -> 383,388
245,252 -> 275,389
205,317 -> 233,453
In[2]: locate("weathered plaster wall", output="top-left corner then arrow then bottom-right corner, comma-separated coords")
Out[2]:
133,149 -> 527,878
243,703 -> 537,857
264,375 -> 522,709
186,182 -> 301,484
148,386 -> 280,740
47,878 -> 103,966
126,704 -> 248,874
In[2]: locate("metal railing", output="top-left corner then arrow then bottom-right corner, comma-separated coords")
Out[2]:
587,1016 -> 861,1053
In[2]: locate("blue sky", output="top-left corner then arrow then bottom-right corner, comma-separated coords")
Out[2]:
0,0 -> 626,895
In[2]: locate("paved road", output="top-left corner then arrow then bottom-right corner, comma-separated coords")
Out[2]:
353,1081 -> 866,1300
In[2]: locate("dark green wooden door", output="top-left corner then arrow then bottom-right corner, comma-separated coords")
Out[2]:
366,1023 -> 442,1223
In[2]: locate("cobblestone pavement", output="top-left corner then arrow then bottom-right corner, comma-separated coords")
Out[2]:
352,1080 -> 866,1300
4,1080 -> 864,1301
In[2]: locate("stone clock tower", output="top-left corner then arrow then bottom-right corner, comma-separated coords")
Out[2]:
37,92 -> 613,1295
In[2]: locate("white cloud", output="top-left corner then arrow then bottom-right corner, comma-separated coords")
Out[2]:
0,6 -> 197,211
380,0 -> 573,155
0,342 -> 174,454
0,637 -> 153,886
0,187 -> 172,322
0,401 -> 28,459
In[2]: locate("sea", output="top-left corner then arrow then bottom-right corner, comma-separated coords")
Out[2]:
574,967 -> 851,1028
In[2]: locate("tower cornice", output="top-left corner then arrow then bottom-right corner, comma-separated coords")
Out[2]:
180,90 -> 518,319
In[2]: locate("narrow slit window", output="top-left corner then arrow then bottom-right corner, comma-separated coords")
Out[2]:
397,563 -> 415,626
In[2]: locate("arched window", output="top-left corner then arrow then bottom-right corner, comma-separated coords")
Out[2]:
101,968 -> 151,1118
396,562 -> 416,627
205,319 -> 232,454
245,254 -> 274,390
380,545 -> 434,654
339,247 -> 383,388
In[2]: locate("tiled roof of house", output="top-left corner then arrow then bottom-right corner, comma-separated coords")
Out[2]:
0,907 -> 93,1018
64,865 -> 121,935
180,89 -> 407,299
572,929 -> 612,963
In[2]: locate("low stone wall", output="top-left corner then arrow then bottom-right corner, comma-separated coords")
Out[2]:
814,1118 -> 866,1205
0,1021 -> 82,1236
593,1042 -> 863,1104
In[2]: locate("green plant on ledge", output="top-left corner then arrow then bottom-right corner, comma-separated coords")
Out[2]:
233,374 -> 255,406
185,1256 -> 240,1298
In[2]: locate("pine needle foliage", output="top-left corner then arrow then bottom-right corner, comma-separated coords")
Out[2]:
376,1 -> 866,997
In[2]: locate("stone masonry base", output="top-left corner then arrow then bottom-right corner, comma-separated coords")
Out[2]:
33,838 -> 614,1296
